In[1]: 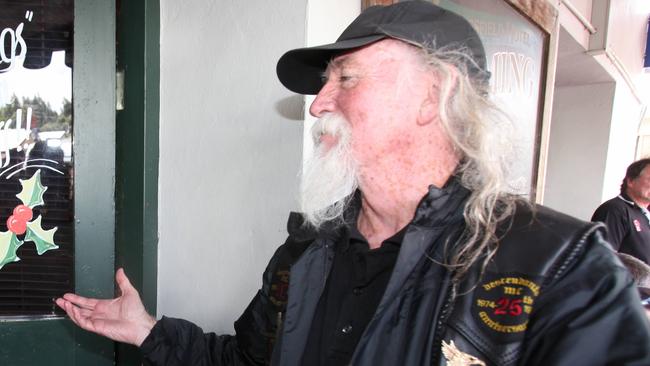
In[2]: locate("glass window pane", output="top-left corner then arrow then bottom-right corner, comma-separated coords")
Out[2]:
0,0 -> 74,317
438,0 -> 548,196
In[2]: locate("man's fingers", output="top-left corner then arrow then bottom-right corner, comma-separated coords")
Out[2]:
71,305 -> 99,333
60,300 -> 84,329
62,293 -> 98,310
77,308 -> 94,318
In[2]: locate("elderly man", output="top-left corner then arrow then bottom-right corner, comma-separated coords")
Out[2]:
57,2 -> 650,365
592,158 -> 650,264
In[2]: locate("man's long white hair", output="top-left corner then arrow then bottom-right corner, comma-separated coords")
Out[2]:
418,45 -> 525,282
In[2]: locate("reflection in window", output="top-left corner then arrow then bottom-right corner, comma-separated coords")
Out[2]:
0,0 -> 73,317
438,0 -> 547,196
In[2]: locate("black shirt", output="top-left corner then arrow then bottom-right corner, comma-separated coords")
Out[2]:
592,193 -> 650,264
301,224 -> 405,365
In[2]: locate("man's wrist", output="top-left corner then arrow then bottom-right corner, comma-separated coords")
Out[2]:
135,314 -> 157,347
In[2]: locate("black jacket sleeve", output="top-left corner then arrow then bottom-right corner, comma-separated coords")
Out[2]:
141,316 -> 248,366
140,217 -> 313,366
521,231 -> 650,365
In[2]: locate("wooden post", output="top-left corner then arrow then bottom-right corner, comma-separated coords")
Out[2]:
362,0 -> 397,10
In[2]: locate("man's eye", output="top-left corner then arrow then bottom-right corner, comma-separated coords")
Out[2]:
319,73 -> 357,87
339,75 -> 357,86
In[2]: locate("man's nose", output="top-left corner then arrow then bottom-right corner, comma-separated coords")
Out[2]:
309,82 -> 337,118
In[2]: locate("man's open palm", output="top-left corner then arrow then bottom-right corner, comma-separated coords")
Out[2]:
55,268 -> 157,346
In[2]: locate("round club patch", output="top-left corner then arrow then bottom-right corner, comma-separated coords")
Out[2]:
472,272 -> 541,342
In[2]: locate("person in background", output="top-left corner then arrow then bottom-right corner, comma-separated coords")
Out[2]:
592,158 -> 650,264
57,2 -> 650,365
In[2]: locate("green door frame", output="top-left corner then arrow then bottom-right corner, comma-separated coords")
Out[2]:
0,0 -> 117,365
115,0 -> 160,364
72,0 -> 118,362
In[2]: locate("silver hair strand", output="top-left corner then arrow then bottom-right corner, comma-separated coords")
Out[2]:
417,44 -> 528,283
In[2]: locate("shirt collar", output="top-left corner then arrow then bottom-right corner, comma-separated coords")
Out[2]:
618,192 -> 639,207
618,193 -> 650,225
340,218 -> 407,252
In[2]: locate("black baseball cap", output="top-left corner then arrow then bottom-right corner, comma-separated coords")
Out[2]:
276,0 -> 488,95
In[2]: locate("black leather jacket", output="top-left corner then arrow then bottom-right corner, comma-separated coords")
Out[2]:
141,186 -> 650,365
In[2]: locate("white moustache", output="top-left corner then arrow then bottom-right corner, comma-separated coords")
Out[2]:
311,113 -> 348,146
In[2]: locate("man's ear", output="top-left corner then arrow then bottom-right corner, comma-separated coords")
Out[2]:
417,68 -> 458,126
417,96 -> 437,126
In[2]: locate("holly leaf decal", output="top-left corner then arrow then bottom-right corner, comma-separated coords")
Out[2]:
0,231 -> 23,269
25,216 -> 58,255
16,169 -> 47,208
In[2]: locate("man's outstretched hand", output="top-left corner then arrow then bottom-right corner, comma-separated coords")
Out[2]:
55,268 -> 157,346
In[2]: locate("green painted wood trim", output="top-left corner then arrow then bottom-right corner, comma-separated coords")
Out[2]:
142,0 -> 160,319
73,0 -> 116,364
0,319 -> 75,365
115,0 -> 159,364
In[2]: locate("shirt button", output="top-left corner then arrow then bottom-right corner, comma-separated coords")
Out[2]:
353,287 -> 363,295
341,325 -> 353,334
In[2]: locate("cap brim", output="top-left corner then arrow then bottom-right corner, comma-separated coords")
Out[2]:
276,35 -> 386,95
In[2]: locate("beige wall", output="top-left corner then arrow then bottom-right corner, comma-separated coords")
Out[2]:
544,82 -> 615,219
605,0 -> 648,75
558,0 -> 593,47
157,0 -> 306,332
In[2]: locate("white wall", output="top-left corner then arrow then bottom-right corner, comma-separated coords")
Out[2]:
157,0 -> 306,332
544,82 -> 615,220
558,0 -> 592,48
604,0 -> 649,76
583,0 -> 649,203
601,83 -> 646,200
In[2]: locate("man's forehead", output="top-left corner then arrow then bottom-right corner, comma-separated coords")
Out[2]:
326,39 -> 418,73
328,53 -> 356,71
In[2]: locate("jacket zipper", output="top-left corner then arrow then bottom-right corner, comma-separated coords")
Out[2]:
430,278 -> 457,364
275,311 -> 283,341
323,241 -> 330,288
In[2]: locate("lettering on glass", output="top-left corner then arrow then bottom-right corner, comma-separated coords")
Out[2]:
491,52 -> 535,98
0,10 -> 64,270
0,11 -> 33,73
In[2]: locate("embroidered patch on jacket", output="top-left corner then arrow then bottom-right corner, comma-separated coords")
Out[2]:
442,340 -> 486,366
269,269 -> 290,306
634,219 -> 642,232
472,273 -> 541,342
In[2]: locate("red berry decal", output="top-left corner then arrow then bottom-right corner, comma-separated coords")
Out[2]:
7,215 -> 26,235
13,205 -> 32,222
0,170 -> 61,269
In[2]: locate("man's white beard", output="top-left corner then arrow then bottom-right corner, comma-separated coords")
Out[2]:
300,113 -> 359,229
